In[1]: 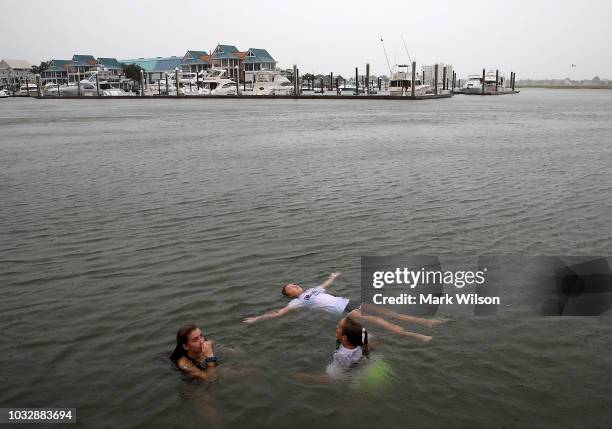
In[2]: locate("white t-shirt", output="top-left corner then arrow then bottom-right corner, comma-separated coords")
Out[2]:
287,285 -> 349,315
326,345 -> 364,379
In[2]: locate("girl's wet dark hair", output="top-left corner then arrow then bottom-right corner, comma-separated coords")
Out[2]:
169,323 -> 198,364
342,317 -> 369,355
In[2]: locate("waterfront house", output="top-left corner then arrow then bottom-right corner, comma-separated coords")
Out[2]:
42,59 -> 71,84
180,50 -> 211,74
97,58 -> 123,81
211,44 -> 277,82
243,48 -> 277,82
68,54 -> 97,82
120,56 -> 182,83
0,59 -> 34,85
211,45 -> 242,80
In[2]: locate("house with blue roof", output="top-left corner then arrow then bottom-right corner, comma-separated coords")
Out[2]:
211,44 -> 277,82
181,50 -> 211,74
42,59 -> 71,84
211,45 -> 243,80
67,54 -> 97,81
119,56 -> 182,83
97,58 -> 123,80
243,48 -> 277,82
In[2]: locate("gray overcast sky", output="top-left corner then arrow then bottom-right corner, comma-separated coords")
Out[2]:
2,0 -> 611,79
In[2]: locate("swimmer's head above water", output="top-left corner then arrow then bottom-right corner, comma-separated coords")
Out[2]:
281,283 -> 303,298
337,316 -> 369,354
169,324 -> 207,364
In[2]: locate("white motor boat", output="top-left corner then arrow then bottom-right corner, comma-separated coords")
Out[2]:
462,75 -> 482,94
200,68 -> 237,95
99,81 -> 131,96
463,71 -> 506,94
164,71 -> 202,96
0,89 -> 9,98
387,65 -> 430,96
58,80 -> 98,96
43,82 -> 63,95
18,83 -> 39,96
252,71 -> 293,96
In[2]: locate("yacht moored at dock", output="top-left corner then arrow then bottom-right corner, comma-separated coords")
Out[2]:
252,71 -> 293,95
463,71 -> 510,94
200,68 -> 237,95
385,65 -> 431,96
18,83 -> 39,96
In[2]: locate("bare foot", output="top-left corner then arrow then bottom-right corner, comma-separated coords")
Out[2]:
419,335 -> 433,343
400,331 -> 432,342
424,319 -> 447,328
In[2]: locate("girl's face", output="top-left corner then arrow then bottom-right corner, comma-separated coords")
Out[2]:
183,328 -> 205,353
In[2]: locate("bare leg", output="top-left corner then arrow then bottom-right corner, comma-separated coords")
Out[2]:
217,367 -> 260,380
361,303 -> 446,328
294,373 -> 333,384
350,309 -> 432,343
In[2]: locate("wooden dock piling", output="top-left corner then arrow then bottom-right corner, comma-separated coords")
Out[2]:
434,64 -> 439,95
481,68 -> 485,95
495,69 -> 499,93
296,68 -> 300,95
442,66 -> 447,91
366,63 -> 370,95
355,67 -> 359,95
139,70 -> 144,97
95,73 -> 100,97
235,66 -> 240,96
411,61 -> 416,98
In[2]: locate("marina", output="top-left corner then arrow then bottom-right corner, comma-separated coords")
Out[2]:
2,50 -> 518,101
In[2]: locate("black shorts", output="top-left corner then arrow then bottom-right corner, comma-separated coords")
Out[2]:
343,300 -> 361,313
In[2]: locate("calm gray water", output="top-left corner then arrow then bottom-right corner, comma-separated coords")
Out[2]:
1,90 -> 611,428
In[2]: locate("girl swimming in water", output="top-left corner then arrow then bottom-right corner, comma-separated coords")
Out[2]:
170,324 -> 218,381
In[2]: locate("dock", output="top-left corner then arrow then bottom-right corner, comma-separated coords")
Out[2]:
32,93 -> 454,101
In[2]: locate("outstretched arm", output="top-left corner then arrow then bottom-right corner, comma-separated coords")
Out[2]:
320,272 -> 341,289
243,305 -> 294,324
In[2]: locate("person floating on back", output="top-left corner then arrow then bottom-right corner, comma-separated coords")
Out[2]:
243,272 -> 443,342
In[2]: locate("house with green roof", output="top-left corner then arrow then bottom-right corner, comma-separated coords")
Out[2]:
67,54 -> 98,81
243,48 -> 277,82
96,58 -> 123,81
120,56 -> 182,83
211,44 -> 243,80
41,59 -> 71,84
181,50 -> 211,73
210,44 -> 277,82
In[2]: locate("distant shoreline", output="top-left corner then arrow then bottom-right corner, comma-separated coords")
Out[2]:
516,84 -> 612,90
